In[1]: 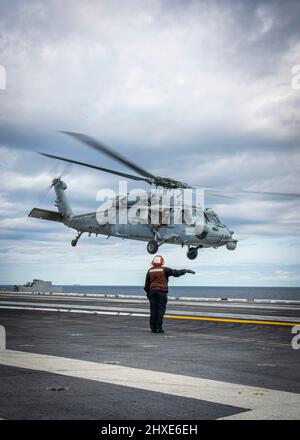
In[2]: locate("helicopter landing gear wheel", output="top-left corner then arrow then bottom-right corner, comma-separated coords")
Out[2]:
71,231 -> 83,247
147,240 -> 159,254
187,247 -> 198,260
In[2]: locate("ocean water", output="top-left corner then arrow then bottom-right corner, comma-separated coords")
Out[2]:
2,285 -> 300,300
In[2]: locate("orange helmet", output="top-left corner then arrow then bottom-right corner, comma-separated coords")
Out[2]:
152,255 -> 164,267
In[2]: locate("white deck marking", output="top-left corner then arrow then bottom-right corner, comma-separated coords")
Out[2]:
2,293 -> 300,310
0,305 -> 147,318
1,300 -> 299,323
0,350 -> 300,419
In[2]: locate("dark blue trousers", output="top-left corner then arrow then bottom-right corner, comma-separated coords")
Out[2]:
147,291 -> 168,331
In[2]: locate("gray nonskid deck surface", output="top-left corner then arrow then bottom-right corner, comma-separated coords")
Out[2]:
0,302 -> 300,420
1,293 -> 300,321
0,364 -> 245,420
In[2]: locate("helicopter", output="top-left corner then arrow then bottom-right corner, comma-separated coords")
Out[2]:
28,132 -> 298,260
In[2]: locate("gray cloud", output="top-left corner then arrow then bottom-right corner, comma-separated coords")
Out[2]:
1,0 -> 300,149
0,0 -> 300,285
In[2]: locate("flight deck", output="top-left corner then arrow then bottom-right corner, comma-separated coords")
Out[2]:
0,292 -> 300,420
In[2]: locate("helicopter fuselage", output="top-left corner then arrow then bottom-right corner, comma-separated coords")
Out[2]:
29,178 -> 237,259
67,209 -> 234,249
65,202 -> 237,262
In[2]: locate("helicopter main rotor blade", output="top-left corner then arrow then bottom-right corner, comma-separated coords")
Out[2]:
204,190 -> 235,199
235,189 -> 300,198
39,152 -> 152,183
60,131 -> 158,181
205,188 -> 300,199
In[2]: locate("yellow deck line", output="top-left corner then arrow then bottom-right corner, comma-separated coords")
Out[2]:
165,314 -> 298,327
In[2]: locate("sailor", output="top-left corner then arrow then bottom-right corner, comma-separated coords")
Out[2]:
144,255 -> 195,333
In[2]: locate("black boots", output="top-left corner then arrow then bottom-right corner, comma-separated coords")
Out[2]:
150,328 -> 164,333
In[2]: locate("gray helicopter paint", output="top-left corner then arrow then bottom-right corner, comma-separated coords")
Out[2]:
32,131 -> 299,255
48,179 -> 235,250
53,179 -> 74,219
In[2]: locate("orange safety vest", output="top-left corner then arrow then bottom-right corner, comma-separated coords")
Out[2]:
147,266 -> 168,292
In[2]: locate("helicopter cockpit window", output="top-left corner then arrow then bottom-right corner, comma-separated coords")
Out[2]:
213,213 -> 224,226
204,213 -> 211,224
206,211 -> 223,226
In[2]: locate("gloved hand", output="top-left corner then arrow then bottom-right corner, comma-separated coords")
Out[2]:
185,269 -> 195,274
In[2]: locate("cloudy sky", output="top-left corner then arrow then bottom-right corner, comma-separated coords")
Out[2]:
0,0 -> 300,287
